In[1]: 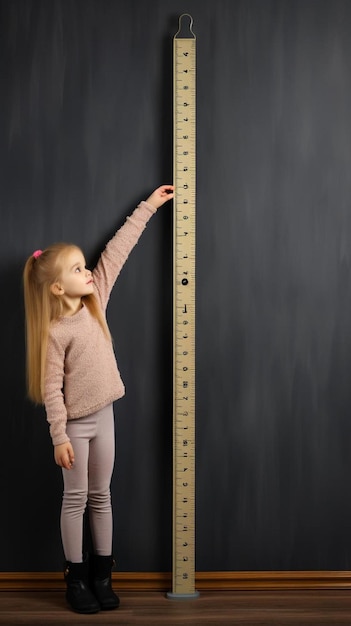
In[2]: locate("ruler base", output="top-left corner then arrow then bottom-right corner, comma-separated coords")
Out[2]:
166,591 -> 200,600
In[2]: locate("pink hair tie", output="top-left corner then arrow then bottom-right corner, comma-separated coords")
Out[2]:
32,249 -> 43,259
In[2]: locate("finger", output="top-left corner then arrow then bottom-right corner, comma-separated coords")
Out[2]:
161,189 -> 174,198
61,454 -> 72,470
69,447 -> 75,465
160,184 -> 174,194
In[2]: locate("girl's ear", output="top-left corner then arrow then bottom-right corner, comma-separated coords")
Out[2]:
50,282 -> 64,296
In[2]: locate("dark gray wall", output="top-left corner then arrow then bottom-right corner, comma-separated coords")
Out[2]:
1,0 -> 351,573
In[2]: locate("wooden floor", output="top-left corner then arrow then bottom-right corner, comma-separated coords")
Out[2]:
2,590 -> 351,625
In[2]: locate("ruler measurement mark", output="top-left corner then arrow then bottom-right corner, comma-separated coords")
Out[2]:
167,13 -> 198,600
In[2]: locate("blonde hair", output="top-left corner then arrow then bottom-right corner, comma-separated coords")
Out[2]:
23,243 -> 111,404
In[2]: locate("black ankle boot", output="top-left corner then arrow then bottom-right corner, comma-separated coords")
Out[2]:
90,554 -> 120,610
64,559 -> 100,614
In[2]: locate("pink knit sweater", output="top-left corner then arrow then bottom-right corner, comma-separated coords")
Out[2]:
44,201 -> 156,446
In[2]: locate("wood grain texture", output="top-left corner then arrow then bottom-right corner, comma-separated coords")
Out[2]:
2,590 -> 351,625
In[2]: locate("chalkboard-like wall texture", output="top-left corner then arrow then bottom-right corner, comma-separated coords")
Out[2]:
2,0 -> 351,574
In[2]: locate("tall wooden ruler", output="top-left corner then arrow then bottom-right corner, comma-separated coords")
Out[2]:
167,14 -> 199,600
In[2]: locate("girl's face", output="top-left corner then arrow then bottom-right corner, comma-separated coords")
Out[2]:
55,248 -> 94,299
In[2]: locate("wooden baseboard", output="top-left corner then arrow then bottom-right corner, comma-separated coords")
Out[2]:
1,571 -> 351,592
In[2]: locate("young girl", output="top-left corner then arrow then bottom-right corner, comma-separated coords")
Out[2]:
23,185 -> 174,614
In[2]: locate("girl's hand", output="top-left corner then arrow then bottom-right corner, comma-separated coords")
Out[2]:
146,185 -> 174,210
54,442 -> 75,470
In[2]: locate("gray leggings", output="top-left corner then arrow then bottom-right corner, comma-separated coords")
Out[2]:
61,404 -> 115,563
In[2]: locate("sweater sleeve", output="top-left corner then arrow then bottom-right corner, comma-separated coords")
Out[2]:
93,201 -> 156,309
44,333 -> 70,446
